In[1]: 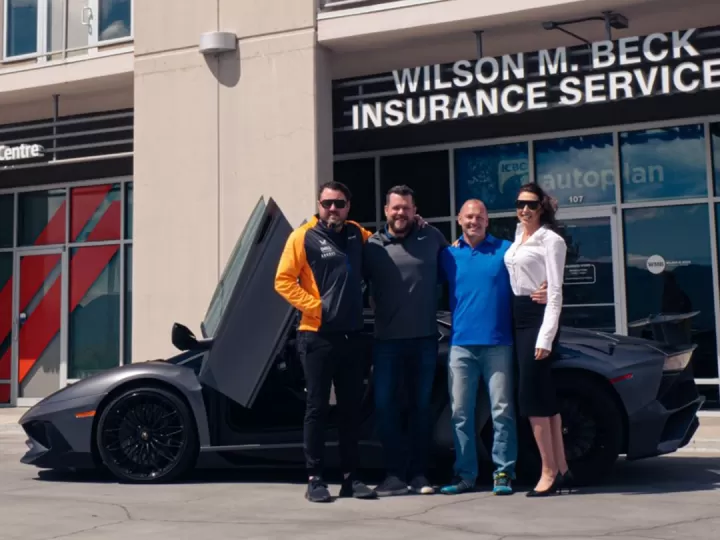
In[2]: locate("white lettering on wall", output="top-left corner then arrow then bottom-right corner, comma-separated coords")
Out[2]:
350,28 -> 718,130
0,143 -> 45,162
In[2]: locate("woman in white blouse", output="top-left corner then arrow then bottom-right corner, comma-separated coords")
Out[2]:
503,183 -> 569,497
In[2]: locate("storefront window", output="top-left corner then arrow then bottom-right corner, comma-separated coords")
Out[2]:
455,143 -> 529,212
623,205 -> 717,381
0,195 -> 13,248
68,246 -> 121,378
18,189 -> 66,246
124,245 -> 132,365
0,253 -> 12,383
70,184 -> 122,242
711,124 -> 720,196
535,134 -> 615,207
334,158 -> 376,223
620,125 -> 707,202
380,151 -> 450,218
125,182 -> 133,239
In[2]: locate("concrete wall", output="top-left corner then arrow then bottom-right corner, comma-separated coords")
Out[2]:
132,0 -> 332,361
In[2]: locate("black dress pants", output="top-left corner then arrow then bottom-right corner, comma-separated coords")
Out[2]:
297,330 -> 366,477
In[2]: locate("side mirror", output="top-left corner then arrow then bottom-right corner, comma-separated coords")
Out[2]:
171,323 -> 198,351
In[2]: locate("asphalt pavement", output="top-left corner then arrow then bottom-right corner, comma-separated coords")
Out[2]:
1,408 -> 720,540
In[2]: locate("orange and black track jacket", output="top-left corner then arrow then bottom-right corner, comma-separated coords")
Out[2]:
274,215 -> 372,334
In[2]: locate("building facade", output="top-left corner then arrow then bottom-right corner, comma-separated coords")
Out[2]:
1,0 -> 720,408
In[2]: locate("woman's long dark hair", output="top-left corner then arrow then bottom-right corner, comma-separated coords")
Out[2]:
517,183 -> 560,233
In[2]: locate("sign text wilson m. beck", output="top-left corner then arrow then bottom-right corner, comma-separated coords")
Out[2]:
349,27 -> 720,130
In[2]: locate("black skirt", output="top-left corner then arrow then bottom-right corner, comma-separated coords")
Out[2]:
512,295 -> 560,418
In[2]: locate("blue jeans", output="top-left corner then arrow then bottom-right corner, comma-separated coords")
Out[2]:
448,345 -> 517,483
373,336 -> 438,480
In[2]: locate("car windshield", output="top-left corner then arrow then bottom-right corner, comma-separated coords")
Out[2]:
201,198 -> 267,338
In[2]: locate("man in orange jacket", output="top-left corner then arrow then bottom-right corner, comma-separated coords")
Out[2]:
274,181 -> 376,503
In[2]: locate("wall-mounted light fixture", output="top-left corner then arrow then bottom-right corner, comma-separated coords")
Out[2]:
199,31 -> 238,55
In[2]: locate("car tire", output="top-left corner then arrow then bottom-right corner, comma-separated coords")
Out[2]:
95,386 -> 199,484
555,373 -> 624,486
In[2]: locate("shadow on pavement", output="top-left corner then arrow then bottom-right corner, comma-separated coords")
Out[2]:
33,454 -> 720,495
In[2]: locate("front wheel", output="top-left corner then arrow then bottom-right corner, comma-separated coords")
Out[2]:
95,386 -> 198,483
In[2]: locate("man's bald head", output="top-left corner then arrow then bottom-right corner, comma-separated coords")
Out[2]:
459,199 -> 487,217
458,198 -> 489,246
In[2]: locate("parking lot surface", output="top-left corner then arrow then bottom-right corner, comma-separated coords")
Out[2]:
2,421 -> 720,540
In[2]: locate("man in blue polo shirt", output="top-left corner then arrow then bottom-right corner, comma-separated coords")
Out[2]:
438,199 -> 545,496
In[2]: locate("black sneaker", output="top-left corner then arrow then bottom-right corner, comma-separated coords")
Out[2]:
375,475 -> 408,497
339,476 -> 378,499
305,477 -> 332,503
409,475 -> 435,494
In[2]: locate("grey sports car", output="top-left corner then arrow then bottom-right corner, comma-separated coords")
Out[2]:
18,197 -> 705,485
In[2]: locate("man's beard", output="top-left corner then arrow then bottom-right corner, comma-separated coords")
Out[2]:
389,217 -> 412,235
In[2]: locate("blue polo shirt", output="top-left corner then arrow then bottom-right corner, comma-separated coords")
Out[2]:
439,234 -> 513,346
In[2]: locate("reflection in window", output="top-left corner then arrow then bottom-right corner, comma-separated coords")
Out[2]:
557,217 -> 614,306
70,184 -> 122,242
623,205 -> 717,380
0,195 -> 13,248
486,216 -> 518,242
380,151 -> 450,218
0,253 -> 12,380
124,245 -> 132,365
18,189 -> 66,246
334,158 -> 376,223
99,0 -> 132,41
535,134 -> 615,207
125,182 -> 133,239
712,124 -> 720,196
6,0 -> 38,57
620,124 -> 707,202
455,143 -> 529,212
69,247 -> 121,379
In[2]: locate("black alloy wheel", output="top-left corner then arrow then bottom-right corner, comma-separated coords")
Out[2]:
555,375 -> 624,486
96,386 -> 198,483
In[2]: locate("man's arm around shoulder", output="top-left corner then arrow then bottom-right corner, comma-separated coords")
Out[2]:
274,227 -> 322,319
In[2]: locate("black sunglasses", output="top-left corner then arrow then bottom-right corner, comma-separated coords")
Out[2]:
515,199 -> 540,210
319,198 -> 348,209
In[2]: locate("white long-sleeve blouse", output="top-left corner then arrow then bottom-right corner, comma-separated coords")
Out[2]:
503,224 -> 567,351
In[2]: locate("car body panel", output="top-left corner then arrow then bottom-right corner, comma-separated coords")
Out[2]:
197,197 -> 295,408
19,360 -> 211,469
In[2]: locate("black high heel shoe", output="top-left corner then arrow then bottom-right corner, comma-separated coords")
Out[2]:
526,473 -> 562,497
558,470 -> 576,494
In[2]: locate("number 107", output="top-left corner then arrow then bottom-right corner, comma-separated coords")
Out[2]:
568,195 -> 584,204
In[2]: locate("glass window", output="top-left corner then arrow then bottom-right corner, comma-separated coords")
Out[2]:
455,143 -> 529,212
620,124 -> 707,202
124,245 -> 132,365
334,159 -> 375,223
0,195 -> 13,248
0,253 -> 12,381
18,189 -> 66,246
712,124 -> 720,196
380,151 -> 450,219
70,184 -> 121,242
99,0 -> 132,42
68,246 -> 121,379
623,205 -> 717,382
6,0 -> 38,58
202,198 -> 267,338
535,134 -> 616,207
487,216 -> 518,242
125,182 -> 133,239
